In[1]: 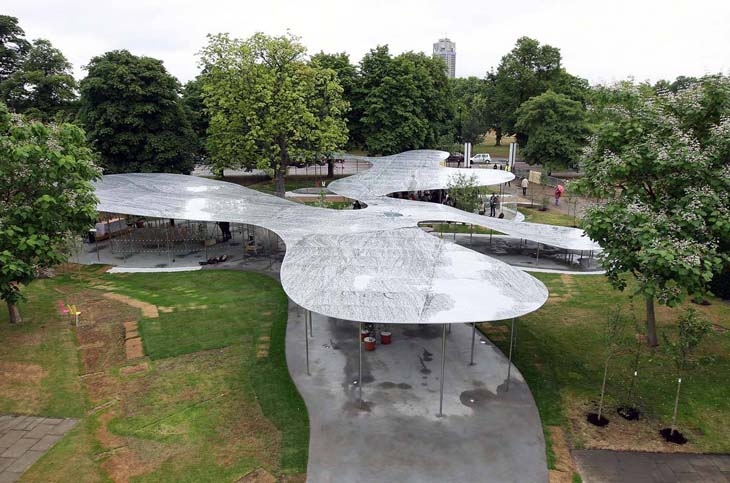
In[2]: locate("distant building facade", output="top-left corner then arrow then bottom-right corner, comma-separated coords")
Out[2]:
432,38 -> 456,78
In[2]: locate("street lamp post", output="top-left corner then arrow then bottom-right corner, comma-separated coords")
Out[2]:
89,228 -> 99,262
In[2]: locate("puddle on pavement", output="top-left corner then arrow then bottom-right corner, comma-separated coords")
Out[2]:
379,381 -> 412,390
460,388 -> 496,408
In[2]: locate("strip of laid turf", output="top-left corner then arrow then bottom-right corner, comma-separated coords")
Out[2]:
102,270 -> 308,474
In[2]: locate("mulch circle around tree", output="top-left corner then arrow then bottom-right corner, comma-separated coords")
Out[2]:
660,428 -> 688,444
617,406 -> 641,421
586,412 -> 609,427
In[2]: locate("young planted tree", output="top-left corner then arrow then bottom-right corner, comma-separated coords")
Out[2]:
200,32 -> 348,197
661,308 -> 712,443
446,173 -> 481,213
588,306 -> 628,426
577,76 -> 730,346
0,104 -> 101,323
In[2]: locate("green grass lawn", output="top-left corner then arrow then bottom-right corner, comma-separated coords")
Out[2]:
0,278 -> 86,417
518,207 -> 579,227
481,274 -> 730,453
6,268 -> 307,482
420,222 -> 499,235
246,176 -> 346,195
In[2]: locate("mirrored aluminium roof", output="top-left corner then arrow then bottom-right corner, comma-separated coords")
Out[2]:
94,170 -> 548,324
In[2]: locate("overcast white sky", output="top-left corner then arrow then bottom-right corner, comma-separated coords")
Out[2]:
5,0 -> 730,86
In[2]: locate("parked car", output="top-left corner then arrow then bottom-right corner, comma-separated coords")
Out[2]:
447,152 -> 464,165
469,153 -> 492,164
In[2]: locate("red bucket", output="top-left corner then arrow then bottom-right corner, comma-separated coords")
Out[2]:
380,331 -> 392,345
361,329 -> 370,341
364,336 -> 376,351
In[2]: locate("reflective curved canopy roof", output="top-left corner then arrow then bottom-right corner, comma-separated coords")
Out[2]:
92,150 -> 598,324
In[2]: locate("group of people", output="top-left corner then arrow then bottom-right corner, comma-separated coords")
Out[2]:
478,193 -> 504,218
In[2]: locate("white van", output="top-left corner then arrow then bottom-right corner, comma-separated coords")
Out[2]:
469,153 -> 492,164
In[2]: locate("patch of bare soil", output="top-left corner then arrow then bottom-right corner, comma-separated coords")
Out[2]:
565,399 -> 701,453
96,410 -> 162,483
0,362 -> 46,409
548,426 -> 575,483
236,468 -> 277,483
103,292 -> 159,318
0,361 -> 45,382
216,403 -> 281,471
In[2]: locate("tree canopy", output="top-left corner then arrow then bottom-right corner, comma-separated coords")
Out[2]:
0,103 -> 101,323
355,46 -> 451,155
0,15 -> 30,84
78,50 -> 195,174
199,32 -> 348,197
1,38 -> 77,121
576,75 -> 730,345
515,90 -> 589,170
490,37 -> 588,146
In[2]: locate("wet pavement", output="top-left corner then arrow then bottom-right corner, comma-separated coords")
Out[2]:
285,306 -> 547,483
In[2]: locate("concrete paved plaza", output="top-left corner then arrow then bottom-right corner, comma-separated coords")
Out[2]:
286,304 -> 547,483
0,416 -> 77,482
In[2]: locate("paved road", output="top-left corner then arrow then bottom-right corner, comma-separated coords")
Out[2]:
574,449 -> 730,483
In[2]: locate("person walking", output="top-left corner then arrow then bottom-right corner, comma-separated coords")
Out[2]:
555,185 -> 564,205
489,193 -> 497,217
521,177 -> 529,196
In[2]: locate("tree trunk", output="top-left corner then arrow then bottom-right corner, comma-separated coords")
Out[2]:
7,302 -> 22,324
495,127 -> 503,146
645,295 -> 658,347
327,159 -> 334,179
276,138 -> 289,198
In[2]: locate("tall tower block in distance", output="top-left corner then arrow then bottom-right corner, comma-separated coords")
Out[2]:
432,38 -> 456,78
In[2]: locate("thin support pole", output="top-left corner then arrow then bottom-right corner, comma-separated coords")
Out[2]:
304,311 -> 310,376
535,243 -> 540,266
358,322 -> 363,403
438,323 -> 447,417
469,322 -> 477,366
506,318 -> 516,392
670,377 -> 682,433
309,309 -> 313,337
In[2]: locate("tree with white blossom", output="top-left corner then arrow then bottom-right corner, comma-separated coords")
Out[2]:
576,75 -> 730,346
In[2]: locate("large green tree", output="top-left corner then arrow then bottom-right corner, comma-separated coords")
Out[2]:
450,76 -> 489,145
310,51 -> 358,149
181,75 -> 209,164
0,15 -> 30,83
0,103 -> 101,323
78,50 -> 195,174
515,90 -> 589,170
1,38 -> 77,121
199,32 -> 348,197
491,37 -> 588,146
576,76 -> 730,346
356,46 -> 451,155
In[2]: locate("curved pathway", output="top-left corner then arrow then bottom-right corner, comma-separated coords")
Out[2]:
285,304 -> 547,482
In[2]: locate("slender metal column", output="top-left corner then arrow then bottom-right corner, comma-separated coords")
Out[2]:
304,311 -> 310,376
506,318 -> 515,392
469,322 -> 477,366
358,322 -> 363,403
309,310 -> 313,337
438,323 -> 447,417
